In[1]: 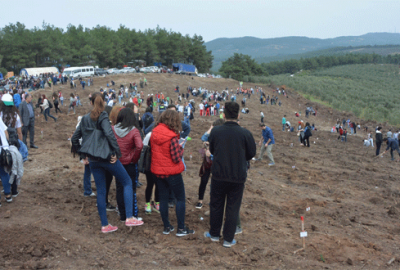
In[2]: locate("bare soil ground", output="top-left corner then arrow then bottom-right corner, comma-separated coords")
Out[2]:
1,73 -> 400,269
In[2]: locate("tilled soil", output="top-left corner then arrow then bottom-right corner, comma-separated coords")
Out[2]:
1,73 -> 400,269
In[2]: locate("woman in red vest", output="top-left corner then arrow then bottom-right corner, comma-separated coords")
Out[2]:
150,110 -> 194,237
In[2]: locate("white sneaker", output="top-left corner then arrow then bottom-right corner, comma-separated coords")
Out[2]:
84,192 -> 96,197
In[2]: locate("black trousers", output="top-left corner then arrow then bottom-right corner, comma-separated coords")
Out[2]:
22,118 -> 35,146
198,169 -> 211,200
105,170 -> 113,203
209,179 -> 244,242
376,142 -> 382,156
145,172 -> 159,203
303,136 -> 310,147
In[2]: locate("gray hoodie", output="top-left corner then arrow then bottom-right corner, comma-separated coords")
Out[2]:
114,123 -> 135,138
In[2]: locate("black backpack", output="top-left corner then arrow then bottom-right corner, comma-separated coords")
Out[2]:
7,126 -> 20,148
138,144 -> 151,174
48,101 -> 53,109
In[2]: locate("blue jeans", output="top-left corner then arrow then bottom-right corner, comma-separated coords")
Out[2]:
156,174 -> 186,229
60,99 -> 64,106
83,164 -> 93,196
44,108 -> 56,121
0,165 -> 10,198
89,160 -> 133,226
116,164 -> 139,220
282,124 -> 285,131
118,96 -> 122,104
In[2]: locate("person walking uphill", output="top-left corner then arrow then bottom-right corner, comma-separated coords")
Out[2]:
72,92 -> 141,233
150,110 -> 194,236
282,115 -> 286,131
19,94 -> 38,149
376,127 -> 383,156
256,123 -> 275,166
204,102 -> 256,248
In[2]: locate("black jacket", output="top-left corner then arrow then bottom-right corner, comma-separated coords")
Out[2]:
376,131 -> 383,144
72,111 -> 121,160
209,121 -> 256,183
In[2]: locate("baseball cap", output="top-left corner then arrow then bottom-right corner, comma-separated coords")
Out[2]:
2,93 -> 14,106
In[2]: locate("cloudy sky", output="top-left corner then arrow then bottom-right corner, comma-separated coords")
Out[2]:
1,0 -> 399,42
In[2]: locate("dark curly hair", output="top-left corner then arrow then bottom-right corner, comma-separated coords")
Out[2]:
0,101 -> 20,128
156,110 -> 182,134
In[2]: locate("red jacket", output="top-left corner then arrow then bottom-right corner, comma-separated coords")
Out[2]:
150,123 -> 184,176
112,126 -> 143,165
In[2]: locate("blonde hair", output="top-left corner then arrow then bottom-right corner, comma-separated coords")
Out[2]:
109,105 -> 123,125
90,93 -> 105,121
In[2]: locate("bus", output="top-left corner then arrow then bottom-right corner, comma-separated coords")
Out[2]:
62,66 -> 94,78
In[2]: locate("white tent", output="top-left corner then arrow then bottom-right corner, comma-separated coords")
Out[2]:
20,67 -> 59,77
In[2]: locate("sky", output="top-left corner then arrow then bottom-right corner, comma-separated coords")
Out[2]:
1,0 -> 399,42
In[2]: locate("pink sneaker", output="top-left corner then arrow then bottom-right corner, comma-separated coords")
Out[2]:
125,217 -> 144,227
101,224 -> 118,233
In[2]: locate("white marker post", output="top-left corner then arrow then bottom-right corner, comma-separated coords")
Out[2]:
294,216 -> 306,254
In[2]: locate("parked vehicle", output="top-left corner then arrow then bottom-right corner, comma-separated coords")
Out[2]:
62,66 -> 95,78
172,63 -> 197,75
120,67 -> 136,73
94,68 -> 107,76
107,68 -> 120,74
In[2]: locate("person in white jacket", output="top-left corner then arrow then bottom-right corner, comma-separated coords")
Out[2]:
40,95 -> 57,122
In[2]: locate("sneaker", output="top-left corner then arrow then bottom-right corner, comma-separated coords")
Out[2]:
223,239 -> 237,248
12,192 -> 19,198
135,216 -> 143,221
268,163 -> 275,166
106,203 -> 116,211
176,227 -> 195,237
145,202 -> 151,214
137,181 -> 143,187
101,224 -> 118,233
84,192 -> 96,197
5,196 -> 12,203
235,226 -> 243,235
125,217 -> 144,227
204,231 -> 219,242
163,225 -> 175,235
153,202 -> 160,213
195,202 -> 203,209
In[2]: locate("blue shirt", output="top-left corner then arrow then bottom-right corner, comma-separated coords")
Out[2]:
386,138 -> 399,151
27,102 -> 34,118
262,127 -> 275,145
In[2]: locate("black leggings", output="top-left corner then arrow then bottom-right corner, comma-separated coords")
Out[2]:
55,104 -> 62,113
145,172 -> 159,203
105,170 -> 113,203
198,169 -> 211,200
303,136 -> 310,147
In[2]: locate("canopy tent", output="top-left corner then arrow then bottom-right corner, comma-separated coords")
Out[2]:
0,72 -> 3,80
20,67 -> 59,77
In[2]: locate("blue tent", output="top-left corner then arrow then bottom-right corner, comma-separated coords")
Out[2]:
0,72 -> 3,80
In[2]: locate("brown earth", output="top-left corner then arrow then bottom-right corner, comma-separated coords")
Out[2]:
1,73 -> 400,269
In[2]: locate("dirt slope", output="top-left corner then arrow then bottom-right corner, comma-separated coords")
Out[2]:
1,73 -> 400,269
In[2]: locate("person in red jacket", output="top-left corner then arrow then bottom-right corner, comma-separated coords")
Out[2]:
150,110 -> 194,236
112,108 -> 144,225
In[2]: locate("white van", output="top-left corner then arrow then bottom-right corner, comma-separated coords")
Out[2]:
62,66 -> 94,78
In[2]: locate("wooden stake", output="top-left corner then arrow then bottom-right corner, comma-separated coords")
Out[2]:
294,216 -> 306,254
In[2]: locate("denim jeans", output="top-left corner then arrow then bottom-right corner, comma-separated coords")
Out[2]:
0,165 -> 10,198
83,164 -> 93,196
116,163 -> 139,220
156,174 -> 186,229
44,108 -> 56,121
89,160 -> 133,226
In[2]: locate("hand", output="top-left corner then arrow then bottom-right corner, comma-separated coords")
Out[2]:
265,143 -> 269,147
258,141 -> 262,146
110,155 -> 117,164
205,150 -> 211,157
83,157 -> 89,165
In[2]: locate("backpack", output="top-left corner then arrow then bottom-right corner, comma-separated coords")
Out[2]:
305,128 -> 312,137
7,126 -> 20,149
137,145 -> 151,174
0,148 -> 13,168
48,101 -> 53,109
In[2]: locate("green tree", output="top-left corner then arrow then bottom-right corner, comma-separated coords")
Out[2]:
219,53 -> 263,80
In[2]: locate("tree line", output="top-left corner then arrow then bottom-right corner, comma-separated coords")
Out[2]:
0,22 -> 213,74
219,52 -> 400,80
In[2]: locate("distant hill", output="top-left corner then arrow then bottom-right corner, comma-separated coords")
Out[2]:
205,33 -> 400,71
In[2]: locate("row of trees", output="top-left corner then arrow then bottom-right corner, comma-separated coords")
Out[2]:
0,22 -> 213,73
219,52 -> 400,80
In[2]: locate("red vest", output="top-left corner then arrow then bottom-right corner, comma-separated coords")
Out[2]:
150,123 -> 184,176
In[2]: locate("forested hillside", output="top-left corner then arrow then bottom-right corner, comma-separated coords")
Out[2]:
244,64 -> 400,125
0,22 -> 213,73
206,33 -> 400,71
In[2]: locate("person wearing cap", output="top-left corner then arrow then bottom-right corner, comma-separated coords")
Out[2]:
256,123 -> 275,166
19,94 -> 38,149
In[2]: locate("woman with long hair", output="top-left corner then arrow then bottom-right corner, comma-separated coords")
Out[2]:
112,108 -> 143,222
150,110 -> 194,236
40,94 -> 57,122
72,92 -> 143,233
52,92 -> 62,114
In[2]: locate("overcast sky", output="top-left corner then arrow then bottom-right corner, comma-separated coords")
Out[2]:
1,0 -> 399,42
